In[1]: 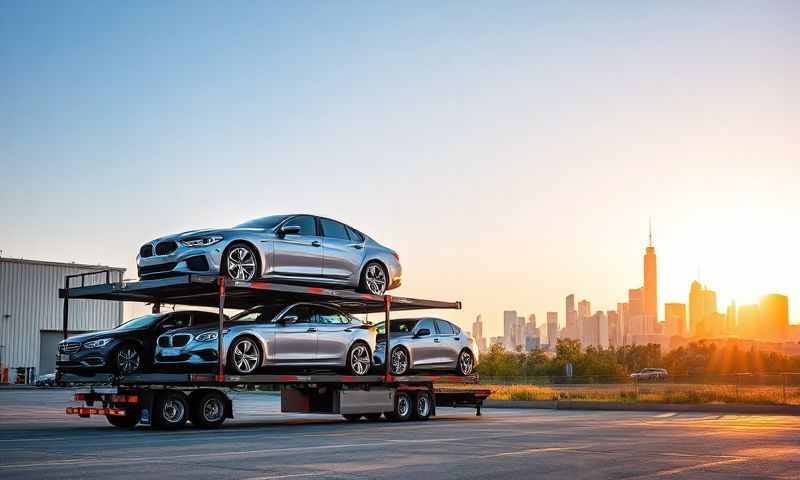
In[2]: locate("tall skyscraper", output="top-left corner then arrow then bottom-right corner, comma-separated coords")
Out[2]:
617,302 -> 629,345
628,288 -> 644,338
643,222 -> 658,331
503,310 -> 518,349
689,281 -> 717,338
689,281 -> 704,337
725,301 -> 737,336
565,294 -> 578,340
607,310 -> 621,347
760,294 -> 789,341
737,304 -> 760,339
472,314 -> 487,353
664,303 -> 686,337
546,312 -> 558,348
516,316 -> 526,350
525,314 -> 539,352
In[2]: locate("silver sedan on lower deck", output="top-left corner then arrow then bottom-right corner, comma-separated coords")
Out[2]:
374,318 -> 479,376
155,303 -> 376,375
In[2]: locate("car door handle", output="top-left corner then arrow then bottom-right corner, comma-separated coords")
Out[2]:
433,338 -> 440,343
351,244 -> 363,250
311,241 -> 321,247
306,328 -> 317,332
454,337 -> 460,341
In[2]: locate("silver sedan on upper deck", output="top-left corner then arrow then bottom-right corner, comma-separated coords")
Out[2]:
136,214 -> 401,295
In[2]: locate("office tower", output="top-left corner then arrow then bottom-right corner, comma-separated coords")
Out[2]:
725,301 -> 737,336
704,289 -> 718,336
643,223 -> 658,331
566,294 -> 578,339
628,288 -> 644,339
689,281 -> 704,337
689,281 -> 717,338
577,299 -> 591,343
664,303 -> 686,337
607,310 -> 621,347
597,311 -> 609,349
524,314 -> 539,351
737,304 -> 760,339
516,316 -> 526,350
472,314 -> 487,353
760,294 -> 789,341
618,302 -> 629,345
503,310 -> 518,349
546,312 -> 558,348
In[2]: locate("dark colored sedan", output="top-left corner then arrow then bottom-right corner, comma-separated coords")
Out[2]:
57,310 -> 225,375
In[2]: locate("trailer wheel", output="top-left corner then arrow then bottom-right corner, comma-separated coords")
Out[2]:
106,407 -> 140,429
153,390 -> 189,429
385,391 -> 412,422
342,414 -> 362,422
413,391 -> 433,420
191,391 -> 227,428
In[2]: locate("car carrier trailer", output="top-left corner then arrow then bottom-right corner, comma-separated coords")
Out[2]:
57,272 -> 490,429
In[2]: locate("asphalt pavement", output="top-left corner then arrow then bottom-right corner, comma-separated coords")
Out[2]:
1,389 -> 798,479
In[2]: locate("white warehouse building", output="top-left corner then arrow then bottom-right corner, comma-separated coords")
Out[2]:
0,257 -> 125,380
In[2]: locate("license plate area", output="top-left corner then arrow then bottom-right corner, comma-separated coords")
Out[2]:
160,347 -> 181,357
58,353 -> 71,362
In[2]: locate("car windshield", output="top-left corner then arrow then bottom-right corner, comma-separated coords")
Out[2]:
376,319 -> 420,334
235,215 -> 289,229
114,314 -> 162,331
230,305 -> 287,323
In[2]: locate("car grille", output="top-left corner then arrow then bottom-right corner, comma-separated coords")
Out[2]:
140,244 -> 154,258
158,336 -> 171,347
172,334 -> 191,347
138,262 -> 178,276
59,342 -> 81,353
155,241 -> 178,256
185,255 -> 210,272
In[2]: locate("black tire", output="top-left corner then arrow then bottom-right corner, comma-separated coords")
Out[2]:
385,391 -> 413,422
413,391 -> 433,421
227,336 -> 262,374
346,342 -> 372,376
113,343 -> 143,376
456,349 -> 475,376
190,391 -> 227,428
153,390 -> 189,430
222,242 -> 260,282
106,407 -> 140,429
342,414 -> 362,422
390,347 -> 410,376
358,261 -> 388,295
364,413 -> 382,422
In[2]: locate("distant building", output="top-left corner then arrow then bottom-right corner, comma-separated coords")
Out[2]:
503,310 -> 518,350
689,281 -> 717,338
618,302 -> 629,345
472,314 -> 487,353
725,301 -> 737,336
524,314 -> 539,351
607,310 -> 621,347
525,336 -> 541,351
628,288 -> 644,340
737,304 -> 760,339
546,312 -> 558,348
664,303 -> 686,337
643,225 -> 658,331
565,294 -> 578,340
760,294 -> 789,341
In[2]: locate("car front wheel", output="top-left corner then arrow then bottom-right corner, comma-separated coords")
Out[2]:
114,344 -> 142,376
359,262 -> 388,295
223,243 -> 259,281
456,350 -> 475,376
228,337 -> 261,374
390,347 -> 410,376
346,342 -> 372,376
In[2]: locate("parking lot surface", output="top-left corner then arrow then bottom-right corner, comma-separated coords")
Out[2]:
1,389 -> 798,479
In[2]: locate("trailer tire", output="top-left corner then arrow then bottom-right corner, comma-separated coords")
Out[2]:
106,407 -> 140,429
385,391 -> 413,422
413,391 -> 433,420
191,391 -> 227,428
342,414 -> 362,422
153,390 -> 189,430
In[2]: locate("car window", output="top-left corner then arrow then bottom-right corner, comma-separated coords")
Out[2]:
346,226 -> 364,242
416,318 -> 436,334
435,319 -> 455,335
163,312 -> 192,329
115,314 -> 162,331
236,215 -> 289,229
316,307 -> 349,324
192,311 -> 221,325
320,218 -> 350,240
283,304 -> 315,323
231,305 -> 286,323
283,215 -> 317,236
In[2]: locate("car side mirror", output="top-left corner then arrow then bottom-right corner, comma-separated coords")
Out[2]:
415,328 -> 430,337
279,225 -> 301,237
281,315 -> 299,325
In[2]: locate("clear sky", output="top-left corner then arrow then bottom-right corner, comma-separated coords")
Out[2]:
1,2 -> 798,336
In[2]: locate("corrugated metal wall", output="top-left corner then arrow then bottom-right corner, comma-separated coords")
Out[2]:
0,259 -> 124,372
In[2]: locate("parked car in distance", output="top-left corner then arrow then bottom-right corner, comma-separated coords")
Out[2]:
34,373 -> 56,387
373,318 -> 478,376
137,214 -> 402,295
630,368 -> 668,380
155,303 -> 376,376
57,310 -> 225,375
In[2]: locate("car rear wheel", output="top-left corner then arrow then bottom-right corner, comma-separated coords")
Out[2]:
385,391 -> 412,422
456,349 -> 475,376
191,391 -> 227,428
390,347 -> 410,376
223,243 -> 259,281
114,344 -> 142,376
358,262 -> 388,295
346,342 -> 372,376
153,390 -> 189,430
228,337 -> 261,374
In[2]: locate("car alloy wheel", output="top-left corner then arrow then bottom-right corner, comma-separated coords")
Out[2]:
116,346 -> 141,375
365,263 -> 387,295
458,350 -> 474,376
226,246 -> 257,281
348,343 -> 371,376
391,347 -> 409,376
231,338 -> 259,374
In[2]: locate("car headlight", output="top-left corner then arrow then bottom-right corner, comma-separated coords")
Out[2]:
195,330 -> 227,342
83,338 -> 113,349
180,235 -> 223,248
